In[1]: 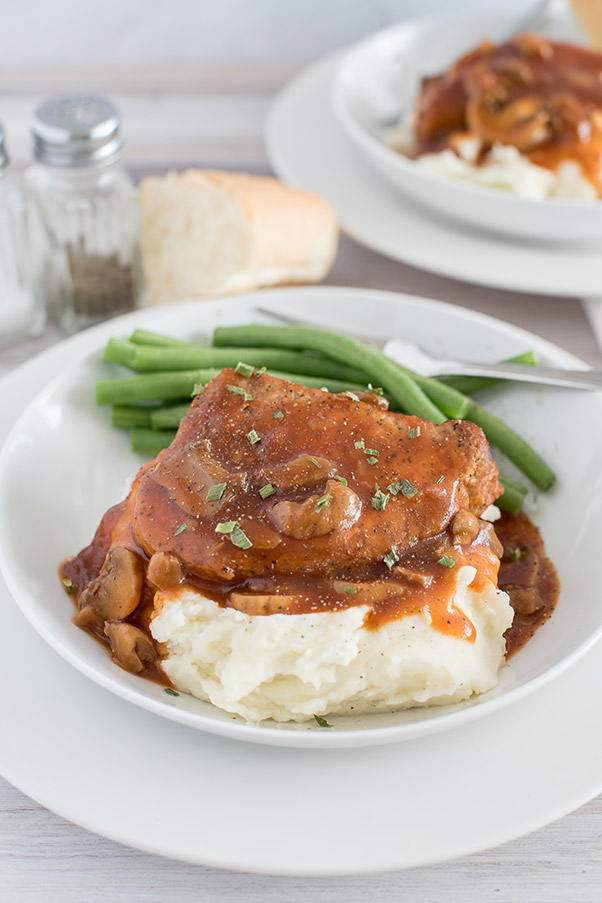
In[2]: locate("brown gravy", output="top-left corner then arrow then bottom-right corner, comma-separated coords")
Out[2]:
413,34 -> 602,195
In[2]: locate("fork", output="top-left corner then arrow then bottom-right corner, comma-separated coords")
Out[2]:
255,307 -> 602,391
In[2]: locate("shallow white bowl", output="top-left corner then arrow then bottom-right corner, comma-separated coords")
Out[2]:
332,11 -> 602,244
0,287 -> 601,748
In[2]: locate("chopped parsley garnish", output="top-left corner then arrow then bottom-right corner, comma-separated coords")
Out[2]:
174,523 -> 188,536
62,577 -> 74,593
215,520 -> 252,549
247,429 -> 261,445
191,383 -> 205,397
315,492 -> 331,513
206,482 -> 227,502
254,366 -> 267,378
259,483 -> 276,499
509,548 -> 522,562
366,456 -> 378,465
371,485 -> 390,510
272,410 -> 284,419
408,426 -> 421,439
436,475 -> 444,485
227,384 -> 253,402
354,439 -> 365,450
313,714 -> 332,728
384,549 -> 400,571
343,586 -> 357,595
235,361 -> 255,378
363,448 -> 379,457
367,384 -> 384,396
344,391 -> 360,402
388,478 -> 418,499
334,475 -> 348,486
309,456 -> 322,468
438,554 -> 456,569
164,688 -> 180,698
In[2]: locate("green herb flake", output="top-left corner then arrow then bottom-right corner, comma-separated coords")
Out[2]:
387,481 -> 402,495
247,429 -> 261,445
400,479 -> 418,499
371,485 -> 390,511
366,456 -> 379,465
438,554 -> 456,569
164,688 -> 180,698
436,475 -> 444,485
62,577 -> 74,593
259,483 -> 276,499
354,439 -> 365,450
315,492 -> 331,513
191,383 -> 205,397
235,361 -> 255,378
509,548 -> 522,562
174,523 -> 188,536
344,391 -> 360,402
334,475 -> 348,486
272,410 -> 284,419
309,456 -> 322,468
408,426 -> 421,439
383,549 -> 399,571
215,520 -> 253,549
343,586 -> 357,595
230,524 -> 253,549
215,521 -> 238,534
227,384 -> 253,402
206,482 -> 227,502
363,448 -> 379,457
254,366 -> 267,378
313,714 -> 332,728
367,384 -> 384,396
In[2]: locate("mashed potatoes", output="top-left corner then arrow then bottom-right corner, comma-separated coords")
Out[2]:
151,565 -> 513,723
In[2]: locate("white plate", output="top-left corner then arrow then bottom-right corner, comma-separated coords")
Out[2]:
0,288 -> 601,752
0,290 -> 600,873
266,56 -> 602,297
332,11 -> 601,244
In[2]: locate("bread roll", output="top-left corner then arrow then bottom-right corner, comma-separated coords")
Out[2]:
138,169 -> 338,305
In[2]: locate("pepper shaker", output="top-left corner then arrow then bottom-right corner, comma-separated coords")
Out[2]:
0,123 -> 45,347
25,95 -> 142,334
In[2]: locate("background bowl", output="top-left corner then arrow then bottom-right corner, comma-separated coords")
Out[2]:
332,11 -> 602,244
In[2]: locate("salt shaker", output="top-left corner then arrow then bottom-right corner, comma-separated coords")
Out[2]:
0,123 -> 44,348
25,95 -> 142,334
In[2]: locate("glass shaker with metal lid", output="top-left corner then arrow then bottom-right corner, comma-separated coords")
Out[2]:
0,123 -> 44,348
25,95 -> 142,333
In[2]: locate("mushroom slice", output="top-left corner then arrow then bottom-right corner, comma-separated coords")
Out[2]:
79,547 -> 144,620
229,593 -> 300,615
270,479 -> 361,539
262,454 -> 335,490
104,622 -> 157,673
147,551 -> 182,591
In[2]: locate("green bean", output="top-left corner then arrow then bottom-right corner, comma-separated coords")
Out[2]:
129,329 -> 198,348
131,427 -> 177,458
212,325 -> 446,423
466,401 -> 555,490
96,369 -> 221,405
97,368 -> 367,407
496,475 -> 528,516
103,338 -> 138,369
151,403 -> 191,429
112,404 -> 161,429
439,351 -> 538,395
127,344 -> 369,382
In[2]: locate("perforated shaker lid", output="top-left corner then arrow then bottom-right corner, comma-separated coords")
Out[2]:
31,95 -> 123,167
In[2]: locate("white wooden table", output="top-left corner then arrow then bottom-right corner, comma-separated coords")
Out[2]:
0,65 -> 600,902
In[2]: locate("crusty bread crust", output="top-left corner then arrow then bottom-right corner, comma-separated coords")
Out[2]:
139,169 -> 338,304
